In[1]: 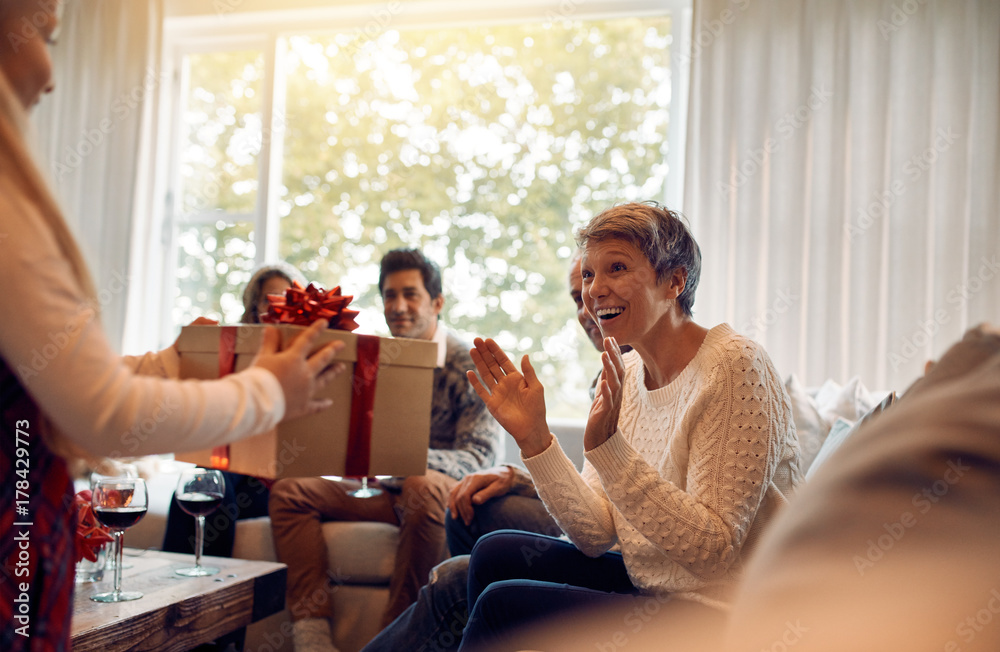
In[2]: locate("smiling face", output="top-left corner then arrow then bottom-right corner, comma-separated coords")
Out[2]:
569,255 -> 605,352
382,268 -> 444,340
581,237 -> 681,349
0,1 -> 60,110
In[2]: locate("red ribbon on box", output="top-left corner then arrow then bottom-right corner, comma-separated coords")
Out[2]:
261,281 -> 360,332
345,335 -> 381,477
210,326 -> 238,470
208,318 -> 383,478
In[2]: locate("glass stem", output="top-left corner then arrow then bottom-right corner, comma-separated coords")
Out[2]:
113,531 -> 124,596
195,515 -> 205,569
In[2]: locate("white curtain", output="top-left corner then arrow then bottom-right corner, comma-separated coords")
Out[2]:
683,0 -> 999,392
33,0 -> 164,352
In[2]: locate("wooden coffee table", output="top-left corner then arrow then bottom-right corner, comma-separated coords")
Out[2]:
71,548 -> 286,651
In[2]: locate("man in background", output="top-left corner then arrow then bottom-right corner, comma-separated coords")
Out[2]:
269,248 -> 505,652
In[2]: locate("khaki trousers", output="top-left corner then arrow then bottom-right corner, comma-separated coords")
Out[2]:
269,470 -> 458,628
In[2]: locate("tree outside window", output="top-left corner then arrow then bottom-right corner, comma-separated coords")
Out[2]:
171,15 -> 676,418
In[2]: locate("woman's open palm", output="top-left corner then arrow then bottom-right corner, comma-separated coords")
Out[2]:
585,337 -> 626,451
467,338 -> 552,457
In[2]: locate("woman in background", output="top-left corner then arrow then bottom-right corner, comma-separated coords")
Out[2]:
0,3 -> 342,649
241,263 -> 305,324
161,263 -> 304,559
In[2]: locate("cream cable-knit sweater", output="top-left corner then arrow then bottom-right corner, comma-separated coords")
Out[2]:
523,324 -> 802,608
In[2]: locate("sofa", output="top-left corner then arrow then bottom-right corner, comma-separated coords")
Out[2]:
121,376 -> 889,652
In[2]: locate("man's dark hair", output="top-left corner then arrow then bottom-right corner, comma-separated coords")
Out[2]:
378,248 -> 443,299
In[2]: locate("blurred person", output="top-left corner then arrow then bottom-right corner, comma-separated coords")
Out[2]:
459,202 -> 802,650
0,3 -> 343,649
241,262 -> 305,324
721,324 -> 1000,652
268,248 -> 505,652
161,262 -> 306,559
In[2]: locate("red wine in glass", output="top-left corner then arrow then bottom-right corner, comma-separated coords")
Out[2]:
90,477 -> 147,603
174,469 -> 226,577
91,466 -> 137,572
95,506 -> 148,529
176,492 -> 224,517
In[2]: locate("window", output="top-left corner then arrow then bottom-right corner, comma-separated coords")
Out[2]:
158,0 -> 691,417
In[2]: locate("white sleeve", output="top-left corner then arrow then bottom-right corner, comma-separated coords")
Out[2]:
0,191 -> 285,458
121,346 -> 180,379
522,435 -> 618,556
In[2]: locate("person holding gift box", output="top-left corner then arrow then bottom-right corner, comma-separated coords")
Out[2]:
0,3 -> 345,650
269,248 -> 505,652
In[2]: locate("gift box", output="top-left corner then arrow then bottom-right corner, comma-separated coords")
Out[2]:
175,324 -> 436,479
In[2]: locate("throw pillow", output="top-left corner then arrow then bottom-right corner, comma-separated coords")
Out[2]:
813,375 -> 878,425
805,390 -> 897,479
785,374 -> 830,470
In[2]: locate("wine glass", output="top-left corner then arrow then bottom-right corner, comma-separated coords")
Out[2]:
174,468 -> 225,577
90,477 -> 147,602
349,476 -> 382,498
91,463 -> 138,572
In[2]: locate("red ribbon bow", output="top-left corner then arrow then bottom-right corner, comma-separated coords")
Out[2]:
261,281 -> 360,332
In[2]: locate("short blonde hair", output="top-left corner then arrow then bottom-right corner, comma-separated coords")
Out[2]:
576,201 -> 701,316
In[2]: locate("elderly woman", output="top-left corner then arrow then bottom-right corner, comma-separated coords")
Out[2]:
461,202 -> 802,650
0,3 -> 341,649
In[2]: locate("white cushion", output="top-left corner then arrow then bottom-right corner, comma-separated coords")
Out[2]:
813,375 -> 877,424
323,521 -> 399,585
805,390 -> 897,479
233,518 -> 399,585
785,374 -> 830,471
805,417 -> 855,480
232,516 -> 278,561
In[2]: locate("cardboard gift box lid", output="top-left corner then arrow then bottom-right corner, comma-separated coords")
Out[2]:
175,324 -> 436,479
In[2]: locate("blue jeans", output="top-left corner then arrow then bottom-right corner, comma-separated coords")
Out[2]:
364,497 -> 562,652
459,530 -> 641,651
445,494 -> 561,555
362,555 -> 472,652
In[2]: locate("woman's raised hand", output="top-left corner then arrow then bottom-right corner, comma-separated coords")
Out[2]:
467,337 -> 552,458
584,336 -> 626,452
251,319 -> 347,422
